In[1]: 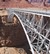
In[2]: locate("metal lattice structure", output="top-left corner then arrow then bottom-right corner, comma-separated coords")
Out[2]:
7,8 -> 50,54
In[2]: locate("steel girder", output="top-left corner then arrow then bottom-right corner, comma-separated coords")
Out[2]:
9,10 -> 50,54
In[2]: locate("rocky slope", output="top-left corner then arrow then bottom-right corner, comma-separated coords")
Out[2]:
0,0 -> 50,12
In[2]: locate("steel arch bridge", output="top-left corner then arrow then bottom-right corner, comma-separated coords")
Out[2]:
7,8 -> 50,54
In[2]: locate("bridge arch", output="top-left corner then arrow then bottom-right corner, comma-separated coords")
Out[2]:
13,13 -> 34,54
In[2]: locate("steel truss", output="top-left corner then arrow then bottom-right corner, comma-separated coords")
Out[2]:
8,9 -> 50,54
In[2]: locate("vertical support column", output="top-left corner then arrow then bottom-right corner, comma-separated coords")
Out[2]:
24,13 -> 25,19
38,15 -> 43,32
40,15 -> 43,28
23,13 -> 26,23
27,13 -> 30,22
31,14 -> 35,28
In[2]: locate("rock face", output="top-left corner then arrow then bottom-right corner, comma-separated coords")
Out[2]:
0,0 -> 33,8
0,15 -> 28,47
0,47 -> 27,54
27,0 -> 50,8
0,0 -> 50,9
0,0 -> 24,2
28,0 -> 50,4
